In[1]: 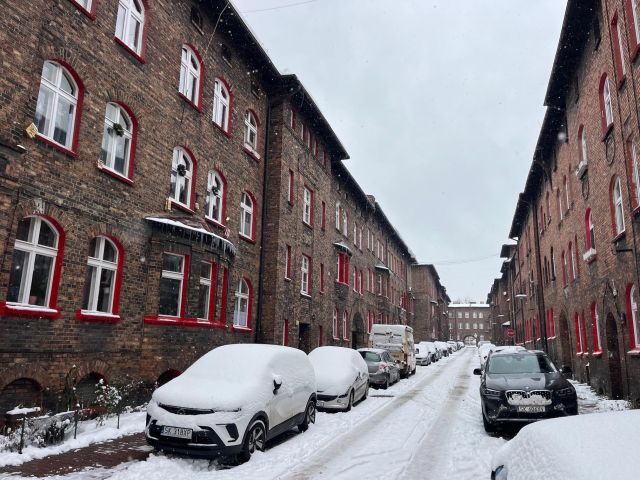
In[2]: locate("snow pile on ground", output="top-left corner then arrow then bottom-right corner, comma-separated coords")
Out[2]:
491,410 -> 640,480
0,410 -> 146,467
571,380 -> 629,413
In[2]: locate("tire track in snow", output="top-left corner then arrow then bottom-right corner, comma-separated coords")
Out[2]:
279,350 -> 472,480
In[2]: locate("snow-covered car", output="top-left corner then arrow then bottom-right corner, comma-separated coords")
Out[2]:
309,346 -> 369,411
146,344 -> 316,462
456,341 -> 465,349
369,324 -> 416,377
491,410 -> 640,479
474,350 -> 577,433
415,342 -> 434,366
478,342 -> 495,366
447,340 -> 458,352
421,341 -> 439,362
434,341 -> 449,357
358,348 -> 401,389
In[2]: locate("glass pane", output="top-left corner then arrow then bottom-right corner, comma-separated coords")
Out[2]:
82,265 -> 98,310
170,171 -> 177,200
7,250 -> 29,303
34,86 -> 53,136
53,97 -> 74,146
178,178 -> 188,204
197,283 -> 210,319
114,136 -> 129,175
243,212 -> 252,236
29,254 -> 54,306
96,268 -> 115,312
133,0 -> 142,14
159,277 -> 181,316
115,5 -> 126,39
239,279 -> 248,295
103,239 -> 117,262
16,217 -> 33,242
59,71 -> 75,96
200,262 -> 211,279
100,123 -> 112,164
129,19 -> 141,50
190,75 -> 198,102
179,64 -> 186,95
38,221 -> 57,248
162,254 -> 182,273
106,103 -> 118,122
88,237 -> 98,258
42,62 -> 57,83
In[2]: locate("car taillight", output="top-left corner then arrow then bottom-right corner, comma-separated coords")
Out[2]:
378,362 -> 387,372
404,353 -> 408,362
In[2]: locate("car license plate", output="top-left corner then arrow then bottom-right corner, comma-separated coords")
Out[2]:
161,426 -> 192,439
517,406 -> 545,413
317,401 -> 324,407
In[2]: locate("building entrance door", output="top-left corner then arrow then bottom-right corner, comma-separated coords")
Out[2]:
298,323 -> 311,353
605,313 -> 623,399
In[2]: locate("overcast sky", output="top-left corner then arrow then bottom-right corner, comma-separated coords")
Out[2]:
233,0 -> 567,302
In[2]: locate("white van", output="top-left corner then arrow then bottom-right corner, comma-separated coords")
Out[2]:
368,324 -> 416,377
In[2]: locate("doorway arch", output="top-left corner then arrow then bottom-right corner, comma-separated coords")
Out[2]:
605,313 -> 623,399
558,312 -> 573,369
352,312 -> 365,349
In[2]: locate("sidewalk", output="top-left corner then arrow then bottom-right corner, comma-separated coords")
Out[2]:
0,433 -> 150,478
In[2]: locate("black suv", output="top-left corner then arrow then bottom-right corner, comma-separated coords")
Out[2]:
474,350 -> 577,433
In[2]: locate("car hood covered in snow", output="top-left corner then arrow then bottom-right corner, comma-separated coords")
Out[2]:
491,410 -> 640,479
485,372 -> 571,392
309,346 -> 367,396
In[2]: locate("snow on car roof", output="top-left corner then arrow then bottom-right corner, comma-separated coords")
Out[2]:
492,410 -> 640,479
371,324 -> 413,335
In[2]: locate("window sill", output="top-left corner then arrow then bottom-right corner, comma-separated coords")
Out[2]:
592,351 -> 603,357
583,248 -> 597,264
113,36 -> 146,64
170,200 -> 195,215
178,92 -> 202,113
69,0 -> 96,20
75,309 -> 121,323
627,349 -> 640,356
0,301 -> 61,319
303,220 -> 313,229
35,134 -> 77,158
97,163 -> 134,185
239,233 -> 256,244
284,277 -> 291,282
633,205 -> 640,217
612,231 -> 626,243
204,216 -> 227,232
212,120 -> 232,139
144,315 -> 228,329
243,145 -> 261,162
230,325 -> 252,333
300,292 -> 311,299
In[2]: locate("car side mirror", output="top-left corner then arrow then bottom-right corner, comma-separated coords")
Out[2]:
561,365 -> 573,378
273,378 -> 282,394
473,368 -> 482,376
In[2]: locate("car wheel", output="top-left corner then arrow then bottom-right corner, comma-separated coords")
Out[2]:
382,375 -> 389,390
482,413 -> 496,434
238,419 -> 266,463
298,400 -> 316,432
345,390 -> 354,412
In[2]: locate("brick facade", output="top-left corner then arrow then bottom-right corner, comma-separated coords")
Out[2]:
447,304 -> 492,344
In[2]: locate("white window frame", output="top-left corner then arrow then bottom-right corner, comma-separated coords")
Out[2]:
594,305 -> 602,352
233,278 -> 250,328
569,243 -> 576,281
159,253 -> 184,318
7,217 -> 59,308
34,61 -> 78,149
580,127 -> 588,164
333,308 -> 339,339
557,189 -> 564,221
83,237 -> 118,314
301,255 -> 310,296
335,202 -> 341,230
613,177 -> 625,234
170,147 -> 193,208
240,192 -> 254,239
588,210 -> 597,251
617,19 -> 627,76
115,0 -> 145,55
342,209 -> 348,237
633,0 -> 640,44
244,110 -> 259,154
179,45 -> 201,106
303,186 -> 312,225
342,310 -> 349,340
604,77 -> 614,127
100,103 -> 133,177
632,141 -> 640,206
205,170 -> 224,224
197,262 -> 212,322
213,78 -> 230,132
631,285 -> 640,348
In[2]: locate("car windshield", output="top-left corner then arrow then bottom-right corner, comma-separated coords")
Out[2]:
487,354 -> 557,375
360,351 -> 381,362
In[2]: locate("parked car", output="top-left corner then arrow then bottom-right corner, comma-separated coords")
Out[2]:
369,324 -> 416,377
447,340 -> 458,352
415,343 -> 432,366
474,350 -> 577,433
491,410 -> 640,479
422,341 -> 439,362
478,342 -> 495,366
309,346 -> 369,411
434,341 -> 449,357
456,341 -> 465,349
358,348 -> 401,389
146,344 -> 316,462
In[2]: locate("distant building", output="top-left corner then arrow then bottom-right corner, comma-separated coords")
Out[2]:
447,303 -> 492,344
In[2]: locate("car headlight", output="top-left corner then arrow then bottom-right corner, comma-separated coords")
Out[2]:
493,465 -> 507,480
482,387 -> 501,397
557,387 -> 574,397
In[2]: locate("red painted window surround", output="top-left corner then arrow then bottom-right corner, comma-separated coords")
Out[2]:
598,73 -> 613,138
626,0 -> 640,60
35,59 -> 85,158
590,302 -> 602,353
574,313 -> 582,353
625,283 -> 640,351
68,0 -> 97,19
581,311 -> 589,355
336,252 -> 349,284
178,44 -> 205,113
144,315 -> 228,329
239,190 -> 258,244
212,76 -> 233,138
219,266 -> 229,324
231,276 -> 253,333
147,252 -> 190,323
611,13 -> 627,88
97,101 -> 138,184
76,235 -> 125,323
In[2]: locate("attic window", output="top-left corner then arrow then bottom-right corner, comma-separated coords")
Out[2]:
251,80 -> 260,98
221,44 -> 232,64
190,6 -> 203,33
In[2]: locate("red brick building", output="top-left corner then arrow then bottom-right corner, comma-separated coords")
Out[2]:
410,264 -> 449,342
0,0 -> 436,415
447,303 -> 492,345
490,0 -> 640,403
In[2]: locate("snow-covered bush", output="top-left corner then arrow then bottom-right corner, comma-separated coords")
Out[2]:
0,413 -> 73,452
94,379 -> 122,426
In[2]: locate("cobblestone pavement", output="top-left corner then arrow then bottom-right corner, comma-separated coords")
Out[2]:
0,433 -> 150,478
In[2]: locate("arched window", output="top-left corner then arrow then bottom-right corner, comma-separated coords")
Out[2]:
585,208 -> 596,251
213,78 -> 231,133
580,125 -> 588,165
599,74 -> 614,134
568,242 -> 576,282
545,192 -> 551,224
550,247 -> 556,280
612,176 -> 625,235
81,237 -> 122,315
631,140 -> 640,208
244,110 -> 259,153
240,191 -> 255,240
233,278 -> 251,328
564,175 -> 570,210
170,147 -> 195,209
115,0 -> 146,56
591,302 -> 602,353
70,0 -> 96,18
557,189 -> 563,221
179,45 -> 203,107
626,284 -> 640,350
34,61 -> 80,151
100,103 -> 135,179
574,312 -> 582,353
333,307 -> 339,339
335,202 -> 341,230
561,251 -> 567,287
205,170 -> 226,225
7,217 -> 62,309
342,309 -> 349,340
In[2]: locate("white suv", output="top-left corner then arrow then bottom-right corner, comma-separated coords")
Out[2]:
146,344 -> 316,462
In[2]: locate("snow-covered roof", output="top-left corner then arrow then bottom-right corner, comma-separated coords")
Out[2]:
146,217 -> 236,257
375,263 -> 389,271
448,303 -> 490,308
333,241 -> 353,257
